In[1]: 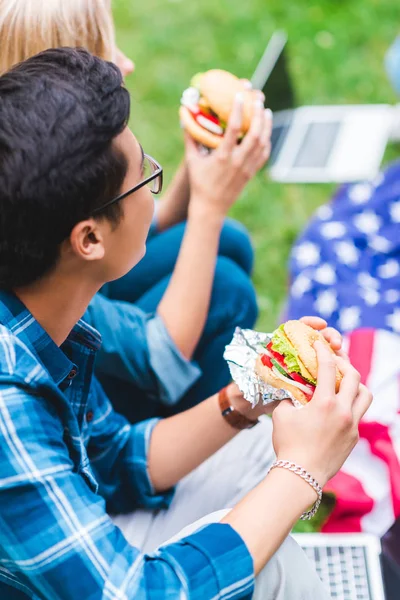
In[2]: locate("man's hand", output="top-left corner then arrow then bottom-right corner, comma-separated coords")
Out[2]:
228,382 -> 280,419
273,343 -> 372,486
185,93 -> 272,220
298,315 -> 345,356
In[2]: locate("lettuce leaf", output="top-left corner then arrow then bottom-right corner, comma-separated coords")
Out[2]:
271,325 -> 316,384
271,325 -> 299,371
190,73 -> 204,90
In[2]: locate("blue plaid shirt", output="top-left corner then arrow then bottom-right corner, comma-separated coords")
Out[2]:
0,291 -> 254,599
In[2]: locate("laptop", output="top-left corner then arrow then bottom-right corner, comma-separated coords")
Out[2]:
293,532 -> 386,600
252,31 -> 395,183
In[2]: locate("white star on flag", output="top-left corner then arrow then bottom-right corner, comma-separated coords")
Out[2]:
291,274 -> 312,298
377,259 -> 400,279
316,205 -> 333,221
320,222 -> 346,239
348,183 -> 373,204
314,290 -> 338,317
390,201 -> 400,224
369,235 -> 391,253
359,288 -> 380,306
387,309 -> 400,333
334,241 -> 359,265
357,272 -> 380,290
292,242 -> 320,267
353,211 -> 382,235
338,306 -> 361,331
313,263 -> 336,285
385,290 -> 400,303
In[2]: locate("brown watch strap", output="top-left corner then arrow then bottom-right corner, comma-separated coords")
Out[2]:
218,386 -> 259,431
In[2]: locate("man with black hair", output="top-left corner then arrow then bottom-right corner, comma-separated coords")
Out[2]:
0,47 -> 368,599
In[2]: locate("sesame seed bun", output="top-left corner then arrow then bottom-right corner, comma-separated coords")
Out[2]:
255,357 -> 309,405
282,320 -> 342,392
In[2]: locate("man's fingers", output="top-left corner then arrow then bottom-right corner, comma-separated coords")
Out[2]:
321,327 -> 342,351
260,400 -> 280,416
299,316 -> 342,352
220,93 -> 244,152
272,398 -> 297,421
335,348 -> 350,361
335,354 -> 356,375
336,355 -> 361,408
300,316 -> 328,330
312,341 -> 337,402
352,384 -> 373,422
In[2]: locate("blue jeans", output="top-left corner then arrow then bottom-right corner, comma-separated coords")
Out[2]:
98,218 -> 257,422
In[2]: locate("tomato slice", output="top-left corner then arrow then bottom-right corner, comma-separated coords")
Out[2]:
190,106 -> 221,126
266,342 -> 316,395
290,372 -> 315,394
261,354 -> 273,368
266,342 -> 288,371
198,108 -> 220,125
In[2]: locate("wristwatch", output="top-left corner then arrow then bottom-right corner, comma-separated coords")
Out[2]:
218,386 -> 259,430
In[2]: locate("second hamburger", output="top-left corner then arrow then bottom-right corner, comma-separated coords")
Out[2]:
179,69 -> 261,149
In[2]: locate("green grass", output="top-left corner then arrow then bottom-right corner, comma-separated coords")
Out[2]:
114,0 -> 399,332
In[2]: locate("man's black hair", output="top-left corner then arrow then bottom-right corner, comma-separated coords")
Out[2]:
0,47 -> 130,289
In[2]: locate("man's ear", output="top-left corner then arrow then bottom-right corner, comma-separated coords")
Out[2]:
67,218 -> 106,262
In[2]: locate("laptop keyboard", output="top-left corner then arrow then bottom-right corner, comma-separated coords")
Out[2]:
301,544 -> 373,600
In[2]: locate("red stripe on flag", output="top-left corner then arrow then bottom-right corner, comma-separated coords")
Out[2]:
359,421 -> 400,519
347,328 -> 375,385
322,471 -> 373,533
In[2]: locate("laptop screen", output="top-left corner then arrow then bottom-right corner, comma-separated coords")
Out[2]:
251,31 -> 296,112
292,121 -> 342,168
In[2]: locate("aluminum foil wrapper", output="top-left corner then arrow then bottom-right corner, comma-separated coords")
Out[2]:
223,327 -> 302,408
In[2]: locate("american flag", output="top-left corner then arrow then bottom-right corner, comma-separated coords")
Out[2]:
322,328 -> 400,536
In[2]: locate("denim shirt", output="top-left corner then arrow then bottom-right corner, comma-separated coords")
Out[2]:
85,295 -> 201,406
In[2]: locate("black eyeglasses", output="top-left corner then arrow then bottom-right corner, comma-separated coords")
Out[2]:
92,153 -> 163,215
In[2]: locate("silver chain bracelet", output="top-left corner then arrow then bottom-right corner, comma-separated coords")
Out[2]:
267,460 -> 323,520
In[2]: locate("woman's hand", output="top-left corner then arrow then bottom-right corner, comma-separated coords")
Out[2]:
272,341 -> 372,487
185,93 -> 272,220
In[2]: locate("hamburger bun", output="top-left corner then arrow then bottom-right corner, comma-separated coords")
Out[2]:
180,69 -> 262,148
255,357 -> 309,405
199,70 -> 259,132
283,320 -> 342,392
179,106 -> 221,149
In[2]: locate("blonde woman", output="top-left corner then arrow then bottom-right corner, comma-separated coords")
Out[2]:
0,0 -> 270,422
0,0 -> 134,76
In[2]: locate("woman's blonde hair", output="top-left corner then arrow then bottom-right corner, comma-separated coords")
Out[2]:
0,0 -> 116,74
